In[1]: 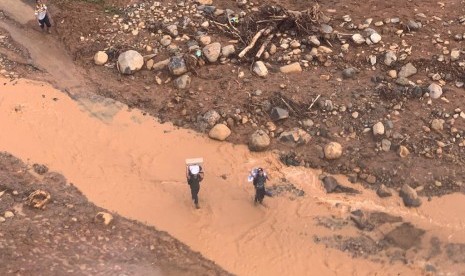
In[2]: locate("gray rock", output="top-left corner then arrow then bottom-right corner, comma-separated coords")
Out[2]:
322,176 -> 339,193
384,51 -> 397,66
168,56 -> 188,76
203,110 -> 221,127
117,50 -> 144,75
249,129 -> 271,151
363,28 -> 377,37
270,107 -> 289,121
406,20 -> 422,31
352,34 -> 365,44
396,77 -> 413,86
342,67 -> 357,79
370,33 -> 382,44
302,119 -> 314,128
253,61 -> 268,77
381,139 -> 391,152
350,210 -> 376,231
320,24 -> 333,34
451,49 -> 460,61
221,45 -> 235,57
399,184 -> 422,207
279,128 -> 311,146
369,55 -> 377,65
203,42 -> 221,62
373,122 -> 385,135
166,24 -> 178,36
174,74 -> 191,89
377,184 -> 392,197
398,63 -> 417,78
308,35 -> 320,46
428,83 -> 443,99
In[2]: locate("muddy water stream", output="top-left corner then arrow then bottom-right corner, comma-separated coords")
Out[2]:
1,78 -> 464,275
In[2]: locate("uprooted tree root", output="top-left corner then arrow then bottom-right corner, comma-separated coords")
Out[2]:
208,3 -> 326,60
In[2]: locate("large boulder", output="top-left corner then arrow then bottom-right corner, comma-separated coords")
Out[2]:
168,56 -> 188,76
279,128 -> 311,146
399,184 -> 422,207
117,50 -> 144,74
203,42 -> 221,63
249,130 -> 271,151
208,124 -> 231,141
324,142 -> 343,160
94,51 -> 108,65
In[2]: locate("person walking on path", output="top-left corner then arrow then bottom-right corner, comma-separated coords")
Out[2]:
186,164 -> 204,209
250,168 -> 269,205
35,0 -> 52,34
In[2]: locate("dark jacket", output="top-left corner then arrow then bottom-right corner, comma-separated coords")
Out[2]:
187,166 -> 203,188
253,174 -> 267,189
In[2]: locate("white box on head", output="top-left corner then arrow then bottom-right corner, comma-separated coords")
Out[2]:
185,158 -> 203,166
186,158 -> 204,175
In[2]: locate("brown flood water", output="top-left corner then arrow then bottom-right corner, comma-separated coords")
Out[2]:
1,78 -> 465,275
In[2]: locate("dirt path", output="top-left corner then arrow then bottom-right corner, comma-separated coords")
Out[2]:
0,0 -> 92,95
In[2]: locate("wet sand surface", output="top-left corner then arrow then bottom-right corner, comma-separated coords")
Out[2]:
1,78 -> 465,275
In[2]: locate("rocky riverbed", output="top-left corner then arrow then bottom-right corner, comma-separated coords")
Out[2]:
32,0 -> 465,201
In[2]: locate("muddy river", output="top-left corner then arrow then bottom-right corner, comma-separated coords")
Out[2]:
1,78 -> 465,275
